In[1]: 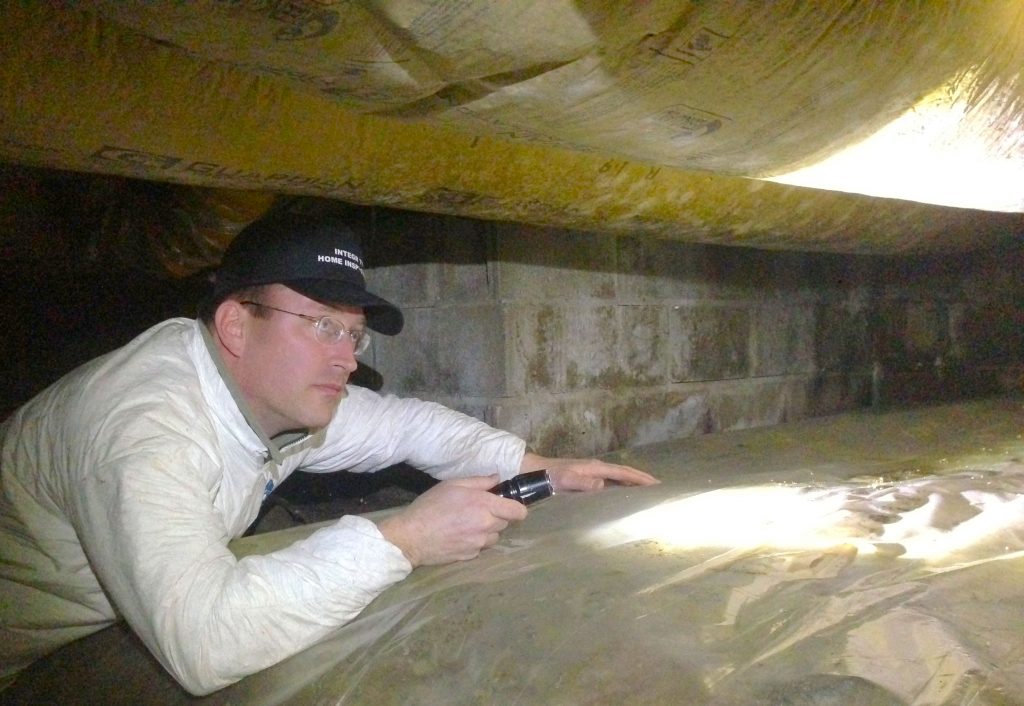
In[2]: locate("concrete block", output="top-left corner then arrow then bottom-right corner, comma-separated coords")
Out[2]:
784,376 -> 812,421
366,263 -> 437,308
706,379 -> 796,433
608,388 -> 710,448
619,305 -> 669,385
515,395 -> 616,458
436,303 -> 507,396
564,305 -> 621,391
372,307 -> 441,393
616,236 -> 703,303
750,302 -> 816,376
947,302 -> 968,362
813,301 -> 870,372
441,216 -> 494,302
507,299 -> 618,393
506,304 -> 566,394
806,253 -> 873,295
699,244 -> 776,301
769,250 -> 810,291
958,300 -> 1024,364
804,371 -> 870,416
496,388 -> 712,458
770,251 -> 850,305
488,399 -> 535,444
879,256 -> 966,303
493,223 -> 616,302
904,301 -> 942,356
365,208 -> 444,306
670,304 -> 751,382
874,300 -> 908,364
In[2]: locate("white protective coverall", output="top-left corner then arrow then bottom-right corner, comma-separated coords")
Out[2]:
0,317 -> 526,695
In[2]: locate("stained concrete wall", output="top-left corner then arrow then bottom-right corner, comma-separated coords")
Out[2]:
1,181 -> 1020,460
362,210 -> 1024,458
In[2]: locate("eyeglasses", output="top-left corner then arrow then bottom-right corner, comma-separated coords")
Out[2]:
240,301 -> 371,355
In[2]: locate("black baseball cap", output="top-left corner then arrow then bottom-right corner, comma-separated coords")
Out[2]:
212,212 -> 403,335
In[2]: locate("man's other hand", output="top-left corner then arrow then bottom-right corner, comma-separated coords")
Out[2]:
521,453 -> 659,493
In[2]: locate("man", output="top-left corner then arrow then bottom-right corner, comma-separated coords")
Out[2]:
0,211 -> 656,696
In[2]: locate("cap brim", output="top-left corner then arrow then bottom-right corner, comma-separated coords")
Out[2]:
284,279 -> 404,335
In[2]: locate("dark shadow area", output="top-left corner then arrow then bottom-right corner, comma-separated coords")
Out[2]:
1,264 -> 210,418
245,463 -> 439,535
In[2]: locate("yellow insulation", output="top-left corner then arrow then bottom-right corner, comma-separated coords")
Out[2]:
98,186 -> 279,277
1,4 -> 1023,255
79,1 -> 1024,178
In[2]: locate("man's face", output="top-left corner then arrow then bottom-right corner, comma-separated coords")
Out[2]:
232,284 -> 366,436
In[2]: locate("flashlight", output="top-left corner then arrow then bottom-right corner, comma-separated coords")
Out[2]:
489,470 -> 554,506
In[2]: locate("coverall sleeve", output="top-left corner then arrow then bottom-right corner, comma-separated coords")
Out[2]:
69,426 -> 411,696
303,386 -> 527,480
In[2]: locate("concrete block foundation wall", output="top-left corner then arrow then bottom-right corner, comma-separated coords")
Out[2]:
360,209 -> 1024,458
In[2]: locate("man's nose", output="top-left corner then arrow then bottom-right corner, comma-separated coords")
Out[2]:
331,340 -> 359,372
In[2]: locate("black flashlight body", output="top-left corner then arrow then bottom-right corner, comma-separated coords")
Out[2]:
489,470 -> 554,506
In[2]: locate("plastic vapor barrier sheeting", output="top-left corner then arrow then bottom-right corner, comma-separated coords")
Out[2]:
10,399 -> 1024,705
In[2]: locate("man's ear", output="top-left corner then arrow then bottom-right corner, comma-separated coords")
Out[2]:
213,299 -> 248,359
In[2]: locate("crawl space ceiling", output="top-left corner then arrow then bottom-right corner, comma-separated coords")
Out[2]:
2,1 -> 1024,274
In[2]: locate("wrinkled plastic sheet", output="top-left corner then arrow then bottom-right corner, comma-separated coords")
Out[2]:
8,399 -> 1024,705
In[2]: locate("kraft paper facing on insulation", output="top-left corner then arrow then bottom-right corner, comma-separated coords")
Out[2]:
2,3 -> 1024,256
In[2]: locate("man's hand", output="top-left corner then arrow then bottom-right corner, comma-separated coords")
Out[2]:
376,475 -> 527,568
520,452 -> 659,493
